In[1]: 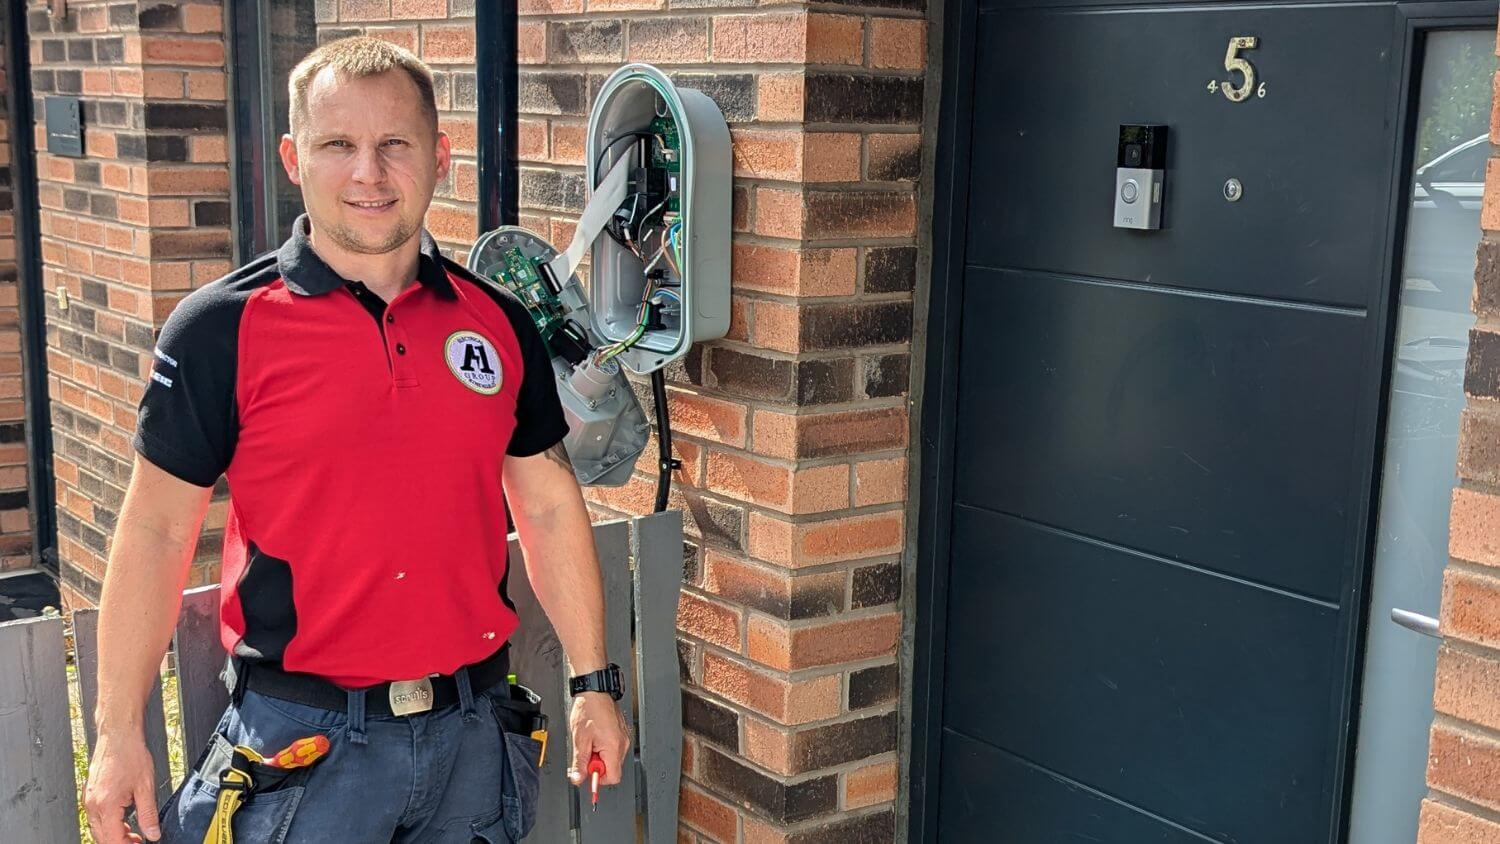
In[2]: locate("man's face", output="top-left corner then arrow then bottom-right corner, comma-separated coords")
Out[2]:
279,68 -> 450,256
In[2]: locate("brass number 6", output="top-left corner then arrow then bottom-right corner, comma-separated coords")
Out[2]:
1222,36 -> 1259,102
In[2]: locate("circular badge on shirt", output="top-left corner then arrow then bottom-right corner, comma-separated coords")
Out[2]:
444,330 -> 502,395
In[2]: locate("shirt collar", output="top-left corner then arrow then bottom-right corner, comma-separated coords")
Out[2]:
276,214 -> 455,299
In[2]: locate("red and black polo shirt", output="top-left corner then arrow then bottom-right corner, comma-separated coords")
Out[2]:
134,216 -> 568,687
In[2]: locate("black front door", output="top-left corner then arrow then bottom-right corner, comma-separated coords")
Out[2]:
918,1 -> 1412,840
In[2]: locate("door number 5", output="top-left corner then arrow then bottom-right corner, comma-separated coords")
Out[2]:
1206,36 -> 1266,102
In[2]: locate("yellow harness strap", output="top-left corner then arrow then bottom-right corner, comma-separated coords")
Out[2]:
201,736 -> 329,844
202,746 -> 262,844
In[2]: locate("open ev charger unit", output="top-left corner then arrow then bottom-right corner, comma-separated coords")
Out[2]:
468,64 -> 730,493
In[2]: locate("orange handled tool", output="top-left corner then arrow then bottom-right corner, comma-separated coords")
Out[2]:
587,752 -> 607,812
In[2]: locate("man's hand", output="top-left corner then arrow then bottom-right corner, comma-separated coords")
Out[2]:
566,692 -> 631,788
84,729 -> 161,843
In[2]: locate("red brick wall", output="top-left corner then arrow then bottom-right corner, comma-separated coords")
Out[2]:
1418,29 -> 1500,844
25,0 -> 233,607
0,13 -> 36,575
513,5 -> 925,840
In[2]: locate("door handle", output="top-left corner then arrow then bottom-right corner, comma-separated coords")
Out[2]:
1391,608 -> 1441,639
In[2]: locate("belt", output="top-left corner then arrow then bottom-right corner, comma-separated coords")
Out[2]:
232,644 -> 512,718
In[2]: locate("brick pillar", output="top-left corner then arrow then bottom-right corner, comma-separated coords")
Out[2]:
0,13 -> 36,574
517,5 -> 925,840
26,0 -> 232,607
312,0 -> 481,258
1417,28 -> 1500,843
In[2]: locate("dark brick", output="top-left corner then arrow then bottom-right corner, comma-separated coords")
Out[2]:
28,10 -> 53,33
864,354 -> 909,399
74,161 -> 101,185
548,20 -> 622,63
1465,328 -> 1500,400
671,73 -> 755,123
785,809 -> 896,844
58,327 -> 85,355
193,200 -> 231,227
55,70 -> 82,94
95,507 -> 118,533
677,638 -> 697,683
869,136 -> 920,182
126,322 -> 157,349
683,690 -> 739,749
848,664 -> 898,709
852,562 -> 901,609
138,4 -> 179,29
519,168 -> 585,214
30,70 -> 54,94
109,4 -> 138,28
83,337 -> 111,365
683,538 -> 701,584
61,564 -> 103,607
144,103 -> 227,131
69,304 -> 97,332
805,191 -> 914,240
519,72 -> 586,116
790,712 -> 897,772
81,279 -> 109,307
67,40 -> 95,62
683,493 -> 742,551
802,302 -> 912,351
708,347 -> 793,402
109,346 -> 139,374
663,345 -> 705,387
0,423 -> 26,444
805,74 -> 924,125
63,189 -> 89,212
0,490 -> 29,510
701,748 -> 837,823
788,575 -> 844,620
117,133 -> 188,162
41,40 -> 65,62
89,192 -> 118,219
77,471 -> 102,499
864,246 -> 916,294
797,357 -> 855,405
96,101 -> 128,127
97,37 -> 126,63
1477,237 -> 1500,319
453,73 -> 477,110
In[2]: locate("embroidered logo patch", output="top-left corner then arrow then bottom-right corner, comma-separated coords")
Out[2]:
444,330 -> 502,395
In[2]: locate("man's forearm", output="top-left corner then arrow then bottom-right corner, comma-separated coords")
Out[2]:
94,470 -> 209,734
514,494 -> 609,674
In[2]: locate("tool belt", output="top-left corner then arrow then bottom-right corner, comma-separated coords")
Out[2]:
227,643 -> 512,718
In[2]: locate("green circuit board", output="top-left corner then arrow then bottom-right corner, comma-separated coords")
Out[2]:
492,247 -> 565,342
650,115 -> 682,214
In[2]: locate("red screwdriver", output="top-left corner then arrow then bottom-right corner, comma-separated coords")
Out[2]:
587,751 -> 607,812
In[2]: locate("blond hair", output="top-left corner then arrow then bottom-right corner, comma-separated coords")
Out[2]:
288,36 -> 437,137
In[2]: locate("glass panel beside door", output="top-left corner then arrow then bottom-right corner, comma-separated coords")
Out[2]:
1349,27 -> 1495,844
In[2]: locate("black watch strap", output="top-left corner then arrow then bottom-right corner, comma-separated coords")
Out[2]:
569,663 -> 623,700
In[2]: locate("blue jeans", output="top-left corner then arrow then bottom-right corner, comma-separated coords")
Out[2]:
157,672 -> 543,843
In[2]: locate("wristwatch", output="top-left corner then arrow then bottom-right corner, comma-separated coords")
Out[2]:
569,663 -> 624,700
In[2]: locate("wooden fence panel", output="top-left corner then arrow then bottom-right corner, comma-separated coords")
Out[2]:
173,585 -> 228,761
632,511 -> 684,844
0,615 -> 81,843
73,609 -> 174,809
575,519 -> 639,842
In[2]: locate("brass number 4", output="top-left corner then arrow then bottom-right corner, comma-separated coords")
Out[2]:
1222,36 -> 1259,102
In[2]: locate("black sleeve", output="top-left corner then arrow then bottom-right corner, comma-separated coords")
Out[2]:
132,282 -> 244,487
446,258 -> 570,457
502,298 -> 570,457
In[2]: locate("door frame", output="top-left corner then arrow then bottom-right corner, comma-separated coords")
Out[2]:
3,0 -> 58,572
907,1 -> 1496,840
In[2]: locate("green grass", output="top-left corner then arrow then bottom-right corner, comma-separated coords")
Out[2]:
68,661 -> 187,844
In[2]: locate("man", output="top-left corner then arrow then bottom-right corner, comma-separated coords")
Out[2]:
82,37 -> 630,843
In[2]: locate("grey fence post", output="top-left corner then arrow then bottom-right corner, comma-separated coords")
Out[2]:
74,608 -> 173,808
0,615 -> 82,843
575,519 -> 639,842
632,510 -> 684,844
173,585 -> 228,761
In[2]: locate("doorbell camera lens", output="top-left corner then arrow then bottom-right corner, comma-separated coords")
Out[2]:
1125,144 -> 1144,167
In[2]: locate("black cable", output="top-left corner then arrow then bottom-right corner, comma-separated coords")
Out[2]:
651,368 -> 677,513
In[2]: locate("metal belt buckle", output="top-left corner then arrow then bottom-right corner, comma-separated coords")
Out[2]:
389,677 -> 435,716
